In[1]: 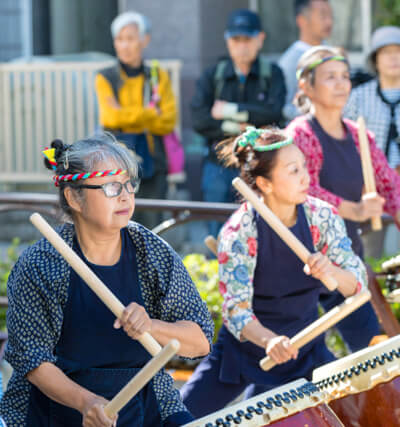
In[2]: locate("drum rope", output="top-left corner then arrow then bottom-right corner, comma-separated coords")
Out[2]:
314,347 -> 400,390
205,382 -> 320,426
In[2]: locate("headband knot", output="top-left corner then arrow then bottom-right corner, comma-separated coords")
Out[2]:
234,126 -> 293,156
236,126 -> 264,148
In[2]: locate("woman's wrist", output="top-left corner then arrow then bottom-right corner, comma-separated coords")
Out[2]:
331,266 -> 358,297
338,200 -> 359,222
78,390 -> 99,415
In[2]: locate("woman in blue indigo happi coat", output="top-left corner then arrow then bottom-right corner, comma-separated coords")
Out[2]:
0,135 -> 213,427
181,127 -> 367,418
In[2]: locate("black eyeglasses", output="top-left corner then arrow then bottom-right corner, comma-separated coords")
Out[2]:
77,180 -> 140,198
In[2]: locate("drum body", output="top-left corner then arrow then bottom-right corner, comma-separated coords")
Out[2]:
267,403 -> 342,426
184,379 -> 343,427
329,376 -> 400,427
313,334 -> 400,427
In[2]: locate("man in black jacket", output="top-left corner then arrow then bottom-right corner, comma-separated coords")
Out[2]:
191,9 -> 286,236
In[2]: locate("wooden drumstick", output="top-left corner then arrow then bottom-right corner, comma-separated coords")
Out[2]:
204,235 -> 218,256
104,339 -> 180,418
260,290 -> 371,371
232,177 -> 338,291
357,116 -> 382,231
30,213 -> 162,356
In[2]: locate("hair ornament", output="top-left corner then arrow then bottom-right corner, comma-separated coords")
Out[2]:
234,126 -> 293,156
42,148 -> 57,170
64,149 -> 69,170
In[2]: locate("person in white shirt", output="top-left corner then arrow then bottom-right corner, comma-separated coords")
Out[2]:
343,26 -> 400,257
279,0 -> 333,121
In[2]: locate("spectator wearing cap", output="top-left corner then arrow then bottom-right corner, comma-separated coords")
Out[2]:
191,8 -> 286,237
279,0 -> 333,121
95,11 -> 177,230
343,26 -> 400,257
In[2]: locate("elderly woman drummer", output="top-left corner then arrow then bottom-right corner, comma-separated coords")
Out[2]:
0,136 -> 213,427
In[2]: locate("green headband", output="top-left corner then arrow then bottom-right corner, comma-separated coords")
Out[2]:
296,55 -> 348,80
235,126 -> 293,153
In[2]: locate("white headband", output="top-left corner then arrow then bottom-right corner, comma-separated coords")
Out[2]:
111,12 -> 148,38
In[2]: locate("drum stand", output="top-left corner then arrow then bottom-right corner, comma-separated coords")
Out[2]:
367,264 -> 400,337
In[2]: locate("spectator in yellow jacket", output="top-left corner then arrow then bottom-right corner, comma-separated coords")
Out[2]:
95,11 -> 177,229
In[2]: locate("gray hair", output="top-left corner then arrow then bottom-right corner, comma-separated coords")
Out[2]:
111,11 -> 150,39
46,133 -> 138,219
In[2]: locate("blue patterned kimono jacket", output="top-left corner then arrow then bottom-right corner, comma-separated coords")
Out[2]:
0,221 -> 213,426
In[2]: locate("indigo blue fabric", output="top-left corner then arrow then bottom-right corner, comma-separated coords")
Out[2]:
308,116 -> 381,351
182,205 -> 335,417
26,229 -> 162,426
309,116 -> 364,256
0,222 -> 213,426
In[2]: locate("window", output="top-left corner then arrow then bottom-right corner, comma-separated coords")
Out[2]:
256,0 -> 372,66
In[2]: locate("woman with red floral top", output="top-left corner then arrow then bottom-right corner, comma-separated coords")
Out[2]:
286,46 -> 400,352
180,127 -> 366,418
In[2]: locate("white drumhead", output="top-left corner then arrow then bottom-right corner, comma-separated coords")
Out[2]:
313,334 -> 400,397
184,378 -> 330,427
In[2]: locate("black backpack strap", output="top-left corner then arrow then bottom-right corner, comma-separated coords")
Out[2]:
213,59 -> 228,100
143,64 -> 152,106
257,54 -> 272,93
98,65 -> 123,100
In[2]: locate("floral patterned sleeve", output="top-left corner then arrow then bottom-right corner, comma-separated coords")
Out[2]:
218,203 -> 258,340
304,196 -> 367,294
367,130 -> 400,221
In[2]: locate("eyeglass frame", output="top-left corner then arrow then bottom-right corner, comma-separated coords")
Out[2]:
76,179 -> 140,198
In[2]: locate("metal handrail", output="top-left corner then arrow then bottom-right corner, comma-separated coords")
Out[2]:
0,192 -> 238,235
0,192 -> 394,235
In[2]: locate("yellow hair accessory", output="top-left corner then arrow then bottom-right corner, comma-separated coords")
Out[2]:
42,148 -> 57,169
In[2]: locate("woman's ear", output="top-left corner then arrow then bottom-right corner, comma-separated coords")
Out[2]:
298,77 -> 307,93
255,175 -> 272,195
64,187 -> 82,214
299,76 -> 313,98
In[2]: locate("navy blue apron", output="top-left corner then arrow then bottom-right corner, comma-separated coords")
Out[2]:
309,117 -> 364,257
308,116 -> 381,351
26,228 -> 162,426
217,204 -> 334,386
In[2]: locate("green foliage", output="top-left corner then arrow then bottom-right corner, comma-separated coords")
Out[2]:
325,329 -> 348,359
376,0 -> 400,26
366,255 -> 400,321
0,238 -> 20,331
183,254 -> 223,341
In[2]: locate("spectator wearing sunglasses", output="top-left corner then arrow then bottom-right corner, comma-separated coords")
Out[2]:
0,135 -> 213,427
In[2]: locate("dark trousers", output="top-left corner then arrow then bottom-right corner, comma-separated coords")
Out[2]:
180,346 -> 270,419
201,160 -> 238,237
